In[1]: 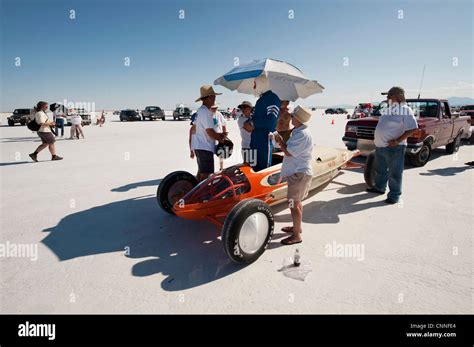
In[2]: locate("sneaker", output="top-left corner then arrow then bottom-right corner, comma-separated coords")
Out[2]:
385,198 -> 398,204
51,155 -> 63,161
366,187 -> 385,194
29,153 -> 38,162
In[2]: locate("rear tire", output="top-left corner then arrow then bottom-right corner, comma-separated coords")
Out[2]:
157,171 -> 197,214
364,151 -> 376,188
408,143 -> 431,167
8,120 -> 14,126
446,134 -> 461,154
222,199 -> 274,264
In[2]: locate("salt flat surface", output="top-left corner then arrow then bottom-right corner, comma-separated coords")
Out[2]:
0,111 -> 472,313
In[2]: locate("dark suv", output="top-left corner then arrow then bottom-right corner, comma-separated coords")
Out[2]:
7,108 -> 31,126
142,106 -> 165,121
120,109 -> 141,121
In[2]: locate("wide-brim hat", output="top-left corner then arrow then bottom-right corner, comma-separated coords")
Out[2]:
238,101 -> 253,109
195,85 -> 222,102
293,105 -> 312,124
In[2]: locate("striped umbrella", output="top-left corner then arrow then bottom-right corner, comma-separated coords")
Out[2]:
214,58 -> 324,102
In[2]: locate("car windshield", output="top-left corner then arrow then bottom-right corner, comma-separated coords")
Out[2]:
14,109 -> 30,114
181,166 -> 250,204
406,101 -> 439,118
147,107 -> 159,111
123,111 -> 136,115
461,105 -> 474,111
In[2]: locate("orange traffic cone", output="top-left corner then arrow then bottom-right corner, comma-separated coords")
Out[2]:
331,118 -> 335,125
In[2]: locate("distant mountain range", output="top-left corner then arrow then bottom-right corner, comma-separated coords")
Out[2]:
446,97 -> 474,106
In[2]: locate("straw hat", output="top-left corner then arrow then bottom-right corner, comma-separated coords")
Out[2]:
238,101 -> 253,109
292,105 -> 312,124
195,85 -> 222,102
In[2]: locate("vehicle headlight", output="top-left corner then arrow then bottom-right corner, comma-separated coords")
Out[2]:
346,125 -> 358,133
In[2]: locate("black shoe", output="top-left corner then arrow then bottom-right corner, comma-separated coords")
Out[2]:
366,187 -> 385,194
29,153 -> 38,162
385,198 -> 398,204
51,155 -> 63,161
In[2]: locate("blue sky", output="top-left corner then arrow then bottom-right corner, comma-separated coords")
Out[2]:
1,0 -> 472,111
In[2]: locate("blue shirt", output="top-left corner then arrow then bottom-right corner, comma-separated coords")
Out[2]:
252,90 -> 280,132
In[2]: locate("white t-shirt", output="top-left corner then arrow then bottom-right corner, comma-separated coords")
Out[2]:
193,105 -> 216,152
238,115 -> 252,149
281,124 -> 314,178
35,111 -> 51,133
212,111 -> 226,133
374,103 -> 418,147
71,114 -> 82,125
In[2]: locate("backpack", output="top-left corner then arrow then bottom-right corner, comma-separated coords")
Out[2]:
27,114 -> 41,132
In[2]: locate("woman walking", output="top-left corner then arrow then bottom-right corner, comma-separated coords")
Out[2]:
29,101 -> 63,162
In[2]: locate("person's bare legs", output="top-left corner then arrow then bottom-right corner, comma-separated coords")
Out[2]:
288,200 -> 303,242
76,124 -> 84,138
34,143 -> 48,153
69,125 -> 76,139
48,143 -> 56,156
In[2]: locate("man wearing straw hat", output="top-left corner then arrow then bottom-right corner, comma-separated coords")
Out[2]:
193,85 -> 226,182
274,106 -> 314,245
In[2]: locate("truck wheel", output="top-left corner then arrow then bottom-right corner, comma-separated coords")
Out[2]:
408,143 -> 431,167
446,134 -> 461,154
8,120 -> 14,126
222,199 -> 274,264
364,151 -> 376,188
120,117 -> 123,122
157,171 -> 197,214
162,116 -> 165,121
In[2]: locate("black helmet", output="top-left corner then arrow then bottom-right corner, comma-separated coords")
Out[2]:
215,138 -> 234,159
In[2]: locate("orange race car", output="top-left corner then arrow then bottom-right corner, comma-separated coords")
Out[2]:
157,146 -> 362,264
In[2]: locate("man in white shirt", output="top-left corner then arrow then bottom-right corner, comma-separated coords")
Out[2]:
275,106 -> 314,245
369,86 -> 418,204
193,85 -> 226,181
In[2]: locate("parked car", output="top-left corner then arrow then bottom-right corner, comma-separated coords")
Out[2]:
335,108 -> 348,114
119,109 -> 141,121
342,99 -> 471,166
113,111 -> 120,115
7,108 -> 31,126
459,105 -> 474,121
325,108 -> 337,114
142,106 -> 165,121
173,106 -> 192,121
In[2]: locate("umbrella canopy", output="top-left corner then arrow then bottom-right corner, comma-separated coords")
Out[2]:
214,58 -> 324,102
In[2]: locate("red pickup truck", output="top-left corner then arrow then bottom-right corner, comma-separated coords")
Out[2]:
342,99 -> 471,166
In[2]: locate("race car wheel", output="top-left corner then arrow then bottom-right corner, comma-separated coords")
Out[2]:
364,151 -> 376,188
222,198 -> 274,264
157,171 -> 197,214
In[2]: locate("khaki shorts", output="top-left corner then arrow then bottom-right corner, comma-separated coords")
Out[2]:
287,173 -> 312,202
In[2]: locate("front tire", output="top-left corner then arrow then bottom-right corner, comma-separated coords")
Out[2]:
408,143 -> 431,167
364,151 -> 376,188
157,171 -> 197,214
8,120 -> 14,126
222,199 -> 274,264
446,134 -> 461,154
